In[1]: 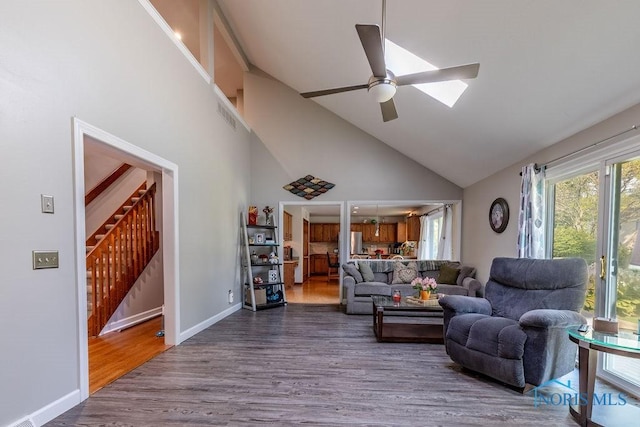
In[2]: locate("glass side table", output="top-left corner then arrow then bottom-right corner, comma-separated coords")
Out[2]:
567,327 -> 640,426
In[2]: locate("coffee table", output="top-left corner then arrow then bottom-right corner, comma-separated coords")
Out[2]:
371,295 -> 444,343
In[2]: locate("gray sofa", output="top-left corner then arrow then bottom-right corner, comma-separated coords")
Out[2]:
438,257 -> 588,390
343,260 -> 481,314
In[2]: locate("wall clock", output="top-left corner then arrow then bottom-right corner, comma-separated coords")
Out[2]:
489,198 -> 509,233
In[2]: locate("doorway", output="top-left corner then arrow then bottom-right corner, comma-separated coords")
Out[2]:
73,118 -> 180,401
279,201 -> 343,304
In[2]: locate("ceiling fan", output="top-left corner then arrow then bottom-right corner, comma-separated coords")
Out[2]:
300,1 -> 480,122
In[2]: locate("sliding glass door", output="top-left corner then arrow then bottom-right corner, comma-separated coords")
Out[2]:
600,156 -> 640,392
549,169 -> 600,321
547,150 -> 640,398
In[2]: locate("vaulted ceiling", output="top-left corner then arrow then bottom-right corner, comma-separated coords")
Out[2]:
217,0 -> 640,188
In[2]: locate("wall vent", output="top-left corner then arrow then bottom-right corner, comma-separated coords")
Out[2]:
217,102 -> 237,130
11,418 -> 35,427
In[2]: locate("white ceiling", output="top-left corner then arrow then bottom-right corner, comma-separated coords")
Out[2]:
217,0 -> 640,188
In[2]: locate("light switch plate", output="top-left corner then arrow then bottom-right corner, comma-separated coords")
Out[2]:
33,251 -> 59,269
41,194 -> 54,213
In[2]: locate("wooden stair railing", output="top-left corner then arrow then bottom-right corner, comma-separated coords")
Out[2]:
86,182 -> 159,337
85,163 -> 132,206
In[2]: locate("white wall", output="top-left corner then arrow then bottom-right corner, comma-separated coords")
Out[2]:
244,69 -> 463,209
0,1 -> 250,425
462,103 -> 640,283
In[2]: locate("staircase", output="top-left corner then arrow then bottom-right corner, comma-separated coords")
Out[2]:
86,182 -> 159,337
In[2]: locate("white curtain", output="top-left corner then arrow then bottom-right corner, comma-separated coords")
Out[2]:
517,163 -> 546,258
417,215 -> 428,259
437,204 -> 453,260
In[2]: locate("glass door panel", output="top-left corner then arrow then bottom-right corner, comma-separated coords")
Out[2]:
550,170 -> 600,322
602,158 -> 640,390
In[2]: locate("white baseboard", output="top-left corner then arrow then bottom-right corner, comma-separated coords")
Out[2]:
17,305 -> 240,426
100,306 -> 163,336
20,389 -> 80,427
179,303 -> 242,342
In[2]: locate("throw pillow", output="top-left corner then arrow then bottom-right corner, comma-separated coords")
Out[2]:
437,264 -> 460,285
391,261 -> 418,284
342,263 -> 363,283
359,262 -> 375,282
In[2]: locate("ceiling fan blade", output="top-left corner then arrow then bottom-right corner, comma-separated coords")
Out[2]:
300,84 -> 369,98
356,24 -> 387,77
380,98 -> 398,122
396,63 -> 480,86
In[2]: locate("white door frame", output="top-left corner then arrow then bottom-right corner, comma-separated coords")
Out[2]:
72,118 -> 180,401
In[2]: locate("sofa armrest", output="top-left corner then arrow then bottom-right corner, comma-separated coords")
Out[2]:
438,295 -> 492,315
519,309 -> 586,329
344,275 -> 356,300
461,277 -> 484,297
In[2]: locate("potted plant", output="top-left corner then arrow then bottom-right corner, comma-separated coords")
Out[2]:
411,277 -> 438,300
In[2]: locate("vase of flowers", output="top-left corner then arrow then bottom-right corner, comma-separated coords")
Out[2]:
411,277 -> 438,300
400,241 -> 416,257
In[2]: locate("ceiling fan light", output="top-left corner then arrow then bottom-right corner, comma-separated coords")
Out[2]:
369,80 -> 397,103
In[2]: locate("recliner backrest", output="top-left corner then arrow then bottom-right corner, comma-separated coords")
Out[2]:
485,257 -> 588,321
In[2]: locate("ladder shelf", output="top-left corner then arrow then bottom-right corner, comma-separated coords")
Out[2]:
241,213 -> 287,311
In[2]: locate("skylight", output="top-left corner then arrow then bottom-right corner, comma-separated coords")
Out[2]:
384,39 -> 468,108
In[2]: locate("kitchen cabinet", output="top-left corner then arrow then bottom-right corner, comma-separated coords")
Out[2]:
310,254 -> 328,275
397,222 -> 407,242
283,211 -> 293,241
362,223 -> 376,242
351,223 -> 363,233
284,260 -> 297,288
379,223 -> 396,243
362,223 -> 397,243
322,224 -> 340,242
407,215 -> 421,241
310,223 -> 339,242
310,224 -> 324,242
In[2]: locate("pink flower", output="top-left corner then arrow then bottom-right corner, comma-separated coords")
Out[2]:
411,277 -> 438,291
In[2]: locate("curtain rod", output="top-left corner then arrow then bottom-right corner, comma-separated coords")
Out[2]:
520,124 -> 640,175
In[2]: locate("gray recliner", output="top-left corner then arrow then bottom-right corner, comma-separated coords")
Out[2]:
438,257 -> 588,390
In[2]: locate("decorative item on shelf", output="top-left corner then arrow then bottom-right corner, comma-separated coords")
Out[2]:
412,277 -> 438,300
268,269 -> 278,283
259,254 -> 269,263
489,197 -> 509,233
248,206 -> 258,225
255,233 -> 265,244
253,276 -> 263,284
250,251 -> 259,264
282,175 -> 335,200
263,206 -> 274,225
269,252 -> 278,264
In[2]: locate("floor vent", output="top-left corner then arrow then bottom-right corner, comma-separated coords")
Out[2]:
217,101 -> 237,130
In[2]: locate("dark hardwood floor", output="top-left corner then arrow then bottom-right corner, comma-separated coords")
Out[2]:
46,304 -> 611,426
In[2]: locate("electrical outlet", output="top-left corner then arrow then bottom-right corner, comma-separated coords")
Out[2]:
33,251 -> 59,269
228,290 -> 234,303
